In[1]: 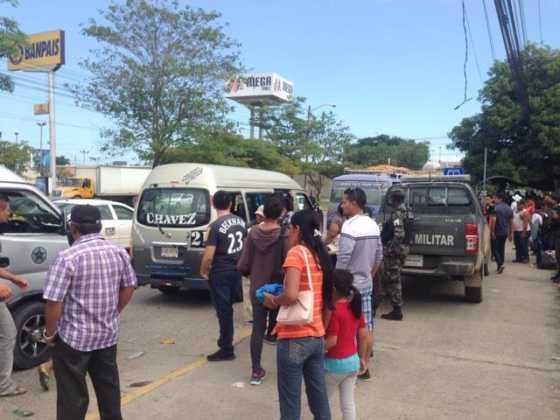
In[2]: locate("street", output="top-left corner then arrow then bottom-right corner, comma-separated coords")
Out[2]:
4,246 -> 560,420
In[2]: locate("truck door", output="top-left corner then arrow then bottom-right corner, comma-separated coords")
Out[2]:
0,188 -> 67,296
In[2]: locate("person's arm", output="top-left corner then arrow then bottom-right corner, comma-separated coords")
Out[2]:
200,246 -> 216,280
236,235 -> 254,276
0,268 -> 28,289
324,309 -> 339,351
118,250 -> 137,313
325,334 -> 338,351
522,211 -> 530,236
264,266 -> 301,309
357,326 -> 369,374
45,301 -> 63,339
336,232 -> 356,270
489,214 -> 496,237
0,283 -> 12,300
42,254 -> 72,343
371,237 -> 383,278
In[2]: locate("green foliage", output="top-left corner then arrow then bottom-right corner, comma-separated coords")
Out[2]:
159,130 -> 299,176
0,141 -> 31,174
262,98 -> 353,197
56,156 -> 71,165
344,135 -> 429,170
0,0 -> 25,92
73,0 -> 242,166
450,44 -> 560,191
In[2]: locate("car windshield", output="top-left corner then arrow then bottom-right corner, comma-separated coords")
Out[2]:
3,190 -> 63,234
330,181 -> 384,206
137,188 -> 210,228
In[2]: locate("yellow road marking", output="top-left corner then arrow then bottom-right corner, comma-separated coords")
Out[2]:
85,326 -> 252,420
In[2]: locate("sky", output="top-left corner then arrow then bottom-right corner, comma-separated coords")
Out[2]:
1,0 -> 560,166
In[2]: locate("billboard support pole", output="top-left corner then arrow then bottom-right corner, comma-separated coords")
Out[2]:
249,107 -> 255,139
48,70 -> 56,192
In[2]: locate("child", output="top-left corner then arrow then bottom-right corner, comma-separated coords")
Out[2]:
324,269 -> 368,420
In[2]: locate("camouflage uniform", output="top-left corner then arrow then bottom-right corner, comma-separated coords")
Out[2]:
382,202 -> 409,307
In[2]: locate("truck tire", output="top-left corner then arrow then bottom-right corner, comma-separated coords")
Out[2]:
12,301 -> 51,369
465,286 -> 482,303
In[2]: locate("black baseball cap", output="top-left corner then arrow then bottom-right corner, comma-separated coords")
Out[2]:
70,205 -> 101,224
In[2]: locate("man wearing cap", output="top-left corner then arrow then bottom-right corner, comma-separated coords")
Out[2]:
43,205 -> 137,420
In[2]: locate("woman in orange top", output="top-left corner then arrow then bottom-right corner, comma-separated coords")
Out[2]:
264,210 -> 334,420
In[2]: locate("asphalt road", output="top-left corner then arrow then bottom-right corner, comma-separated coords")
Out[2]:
4,246 -> 560,419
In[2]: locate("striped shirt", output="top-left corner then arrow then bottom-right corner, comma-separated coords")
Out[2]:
336,214 -> 383,291
43,234 -> 137,352
276,245 -> 325,340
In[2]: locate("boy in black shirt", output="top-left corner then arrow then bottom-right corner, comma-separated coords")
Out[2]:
200,191 -> 246,361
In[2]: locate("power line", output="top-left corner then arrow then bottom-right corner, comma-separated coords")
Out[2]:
482,0 -> 497,60
465,2 -> 484,82
517,0 -> 528,47
455,0 -> 473,110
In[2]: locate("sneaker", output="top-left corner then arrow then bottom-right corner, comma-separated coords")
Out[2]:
497,266 -> 505,274
264,334 -> 277,345
551,272 -> 560,281
381,306 -> 403,321
207,349 -> 235,362
250,368 -> 266,385
357,369 -> 371,381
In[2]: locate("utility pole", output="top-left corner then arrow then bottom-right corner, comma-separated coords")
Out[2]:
80,150 -> 88,164
37,122 -> 47,176
48,70 -> 57,193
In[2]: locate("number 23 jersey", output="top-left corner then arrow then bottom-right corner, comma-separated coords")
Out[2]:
206,214 -> 247,274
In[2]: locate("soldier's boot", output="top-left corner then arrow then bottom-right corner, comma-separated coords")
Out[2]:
381,305 -> 403,321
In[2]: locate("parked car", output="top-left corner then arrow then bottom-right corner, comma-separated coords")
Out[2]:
379,175 -> 491,303
0,166 -> 68,369
53,199 -> 134,249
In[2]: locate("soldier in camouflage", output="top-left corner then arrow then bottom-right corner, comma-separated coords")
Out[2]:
381,189 -> 409,321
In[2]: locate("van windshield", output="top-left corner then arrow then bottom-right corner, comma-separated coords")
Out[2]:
330,181 -> 384,206
137,188 -> 210,228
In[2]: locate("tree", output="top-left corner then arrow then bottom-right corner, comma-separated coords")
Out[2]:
56,156 -> 71,165
0,141 -> 31,174
263,98 -> 354,197
449,45 -> 560,191
159,129 -> 298,175
0,0 -> 26,92
344,135 -> 429,170
72,0 -> 242,166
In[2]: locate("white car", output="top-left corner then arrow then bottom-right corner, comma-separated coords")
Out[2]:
53,199 -> 134,249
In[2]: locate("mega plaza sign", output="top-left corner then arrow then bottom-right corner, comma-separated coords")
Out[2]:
226,73 -> 294,105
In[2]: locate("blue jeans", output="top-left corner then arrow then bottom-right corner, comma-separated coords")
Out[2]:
277,337 -> 331,420
514,232 -> 529,261
209,270 -> 241,353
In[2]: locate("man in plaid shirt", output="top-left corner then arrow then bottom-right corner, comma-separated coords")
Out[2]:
43,205 -> 136,420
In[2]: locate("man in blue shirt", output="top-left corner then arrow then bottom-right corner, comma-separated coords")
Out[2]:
491,193 -> 513,274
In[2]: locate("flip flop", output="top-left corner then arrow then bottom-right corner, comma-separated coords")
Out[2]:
38,365 -> 50,391
0,386 -> 27,397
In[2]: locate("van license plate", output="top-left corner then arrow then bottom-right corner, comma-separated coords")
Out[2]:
161,247 -> 178,258
404,255 -> 423,268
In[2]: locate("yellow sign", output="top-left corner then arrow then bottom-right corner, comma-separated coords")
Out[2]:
7,30 -> 65,72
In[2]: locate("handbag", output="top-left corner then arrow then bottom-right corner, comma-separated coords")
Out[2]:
276,246 -> 314,325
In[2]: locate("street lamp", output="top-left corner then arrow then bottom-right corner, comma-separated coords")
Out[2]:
37,122 -> 47,176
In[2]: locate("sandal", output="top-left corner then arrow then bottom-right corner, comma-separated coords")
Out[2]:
0,386 -> 27,397
38,365 -> 51,391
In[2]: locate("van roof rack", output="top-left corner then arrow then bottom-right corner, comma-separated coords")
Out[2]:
401,174 -> 472,183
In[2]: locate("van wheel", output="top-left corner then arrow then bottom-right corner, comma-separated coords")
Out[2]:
159,286 -> 180,296
483,263 -> 490,277
12,301 -> 51,369
465,286 -> 482,303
